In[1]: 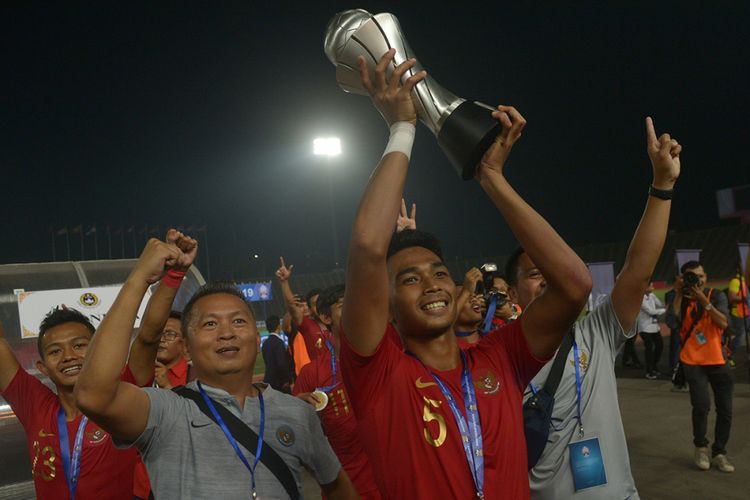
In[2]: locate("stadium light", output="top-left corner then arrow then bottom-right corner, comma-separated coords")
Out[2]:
313,137 -> 341,157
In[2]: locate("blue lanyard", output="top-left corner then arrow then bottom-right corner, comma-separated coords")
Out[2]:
317,340 -> 339,393
572,340 -> 584,438
455,331 -> 476,338
57,408 -> 88,500
417,350 -> 485,498
197,381 -> 264,498
481,294 -> 498,336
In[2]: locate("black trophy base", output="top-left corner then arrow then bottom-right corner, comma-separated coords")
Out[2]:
437,101 -> 502,180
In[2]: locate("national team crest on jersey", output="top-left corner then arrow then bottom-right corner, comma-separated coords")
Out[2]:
86,425 -> 108,445
473,370 -> 501,395
276,425 -> 295,447
570,350 -> 589,372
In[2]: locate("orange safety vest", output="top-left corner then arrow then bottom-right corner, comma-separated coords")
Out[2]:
290,330 -> 311,375
679,290 -> 725,366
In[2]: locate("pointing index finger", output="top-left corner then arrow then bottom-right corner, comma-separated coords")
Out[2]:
645,116 -> 658,145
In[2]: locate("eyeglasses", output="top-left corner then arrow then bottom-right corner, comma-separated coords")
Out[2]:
160,330 -> 182,343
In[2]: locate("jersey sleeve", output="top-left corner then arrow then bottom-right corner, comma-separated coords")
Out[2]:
0,367 -> 57,427
579,295 -> 634,356
340,323 -> 401,414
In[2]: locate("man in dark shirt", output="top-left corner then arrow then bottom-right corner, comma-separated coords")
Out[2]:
262,315 -> 294,393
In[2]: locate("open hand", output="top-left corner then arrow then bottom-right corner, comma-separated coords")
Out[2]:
476,105 -> 526,182
357,48 -> 426,127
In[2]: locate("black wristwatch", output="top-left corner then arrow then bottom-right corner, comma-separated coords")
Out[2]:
649,185 -> 674,200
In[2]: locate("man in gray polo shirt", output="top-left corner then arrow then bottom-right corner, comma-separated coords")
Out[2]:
75,237 -> 356,499
508,117 -> 682,499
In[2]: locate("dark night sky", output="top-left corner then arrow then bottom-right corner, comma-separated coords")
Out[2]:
2,1 -> 749,280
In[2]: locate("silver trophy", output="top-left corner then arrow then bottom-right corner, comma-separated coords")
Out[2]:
324,9 -> 501,180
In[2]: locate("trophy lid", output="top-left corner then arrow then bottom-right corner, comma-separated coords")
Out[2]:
323,9 -> 374,65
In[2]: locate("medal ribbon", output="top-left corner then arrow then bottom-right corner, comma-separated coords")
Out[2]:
57,408 -> 88,500
417,350 -> 485,498
481,294 -> 498,336
316,339 -> 339,393
572,340 -> 584,438
197,381 -> 264,497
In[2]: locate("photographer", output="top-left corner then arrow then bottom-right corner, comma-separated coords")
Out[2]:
666,260 -> 734,473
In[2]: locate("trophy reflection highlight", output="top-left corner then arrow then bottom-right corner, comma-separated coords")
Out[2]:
324,9 -> 501,180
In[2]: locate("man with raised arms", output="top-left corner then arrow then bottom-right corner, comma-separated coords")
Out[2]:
340,48 -> 591,499
0,229 -> 195,500
75,235 -> 356,499
515,118 -> 681,498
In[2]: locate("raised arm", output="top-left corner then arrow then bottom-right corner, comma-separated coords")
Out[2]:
477,106 -> 592,358
75,238 -> 183,442
455,267 -> 482,319
275,257 -> 304,327
127,229 -> 198,385
342,48 -> 426,355
0,322 -> 21,392
610,117 -> 681,332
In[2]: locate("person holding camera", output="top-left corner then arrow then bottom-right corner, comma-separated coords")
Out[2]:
667,260 -> 734,473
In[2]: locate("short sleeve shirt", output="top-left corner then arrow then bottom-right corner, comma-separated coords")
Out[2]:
526,296 -> 639,500
293,349 -> 380,498
341,320 -> 547,500
118,381 -> 341,500
1,367 -> 138,500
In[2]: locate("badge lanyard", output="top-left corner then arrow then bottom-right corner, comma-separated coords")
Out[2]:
412,350 -> 485,498
316,339 -> 339,393
197,381 -> 264,498
57,408 -> 88,500
481,294 -> 498,336
572,340 -> 584,438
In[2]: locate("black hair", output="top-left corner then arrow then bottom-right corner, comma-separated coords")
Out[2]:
504,246 -> 526,286
168,310 -> 182,321
387,229 -> 444,261
38,307 -> 96,358
680,260 -> 703,274
181,282 -> 255,337
304,289 -> 322,310
265,315 -> 281,333
317,284 -> 346,318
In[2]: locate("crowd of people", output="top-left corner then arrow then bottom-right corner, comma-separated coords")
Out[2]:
0,48 -> 745,499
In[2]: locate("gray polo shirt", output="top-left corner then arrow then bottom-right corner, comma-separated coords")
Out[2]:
526,296 -> 640,500
117,381 -> 341,500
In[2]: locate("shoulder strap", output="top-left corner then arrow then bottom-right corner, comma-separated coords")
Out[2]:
173,386 -> 300,500
541,330 -> 575,397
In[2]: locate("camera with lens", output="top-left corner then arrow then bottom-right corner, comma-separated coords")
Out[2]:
476,263 -> 509,308
683,271 -> 701,288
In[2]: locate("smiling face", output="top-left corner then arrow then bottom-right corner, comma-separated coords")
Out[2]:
387,246 -> 457,338
185,293 -> 259,381
36,322 -> 93,390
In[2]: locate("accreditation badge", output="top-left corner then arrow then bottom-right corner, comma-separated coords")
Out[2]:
568,437 -> 607,491
312,390 -> 329,411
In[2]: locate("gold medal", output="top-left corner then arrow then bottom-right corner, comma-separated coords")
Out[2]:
312,390 -> 328,411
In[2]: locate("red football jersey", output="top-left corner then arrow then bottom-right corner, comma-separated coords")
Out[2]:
341,321 -> 547,500
2,367 -> 138,500
297,316 -> 332,360
293,349 -> 381,499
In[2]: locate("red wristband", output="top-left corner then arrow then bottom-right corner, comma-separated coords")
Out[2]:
162,269 -> 186,289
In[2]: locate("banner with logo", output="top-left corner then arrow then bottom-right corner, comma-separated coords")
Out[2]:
237,282 -> 273,302
17,286 -> 153,339
587,262 -> 615,312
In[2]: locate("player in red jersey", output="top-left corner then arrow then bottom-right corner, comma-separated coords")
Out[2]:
276,257 -> 332,360
294,284 -> 381,499
339,49 -> 592,499
0,229 -> 196,500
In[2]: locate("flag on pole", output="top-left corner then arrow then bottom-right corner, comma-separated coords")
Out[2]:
71,225 -> 83,234
85,225 -> 97,236
56,227 -> 68,236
